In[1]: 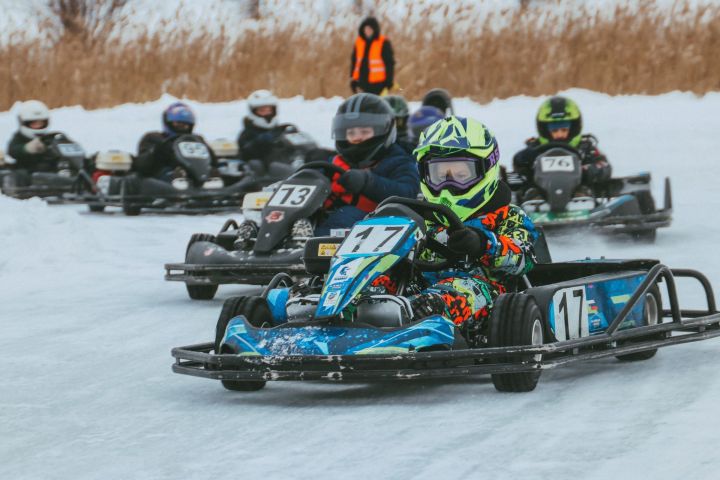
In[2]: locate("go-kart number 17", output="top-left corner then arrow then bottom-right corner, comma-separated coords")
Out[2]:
336,225 -> 409,255
268,185 -> 317,208
552,286 -> 589,341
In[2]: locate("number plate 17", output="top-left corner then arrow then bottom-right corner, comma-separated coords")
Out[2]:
551,286 -> 589,341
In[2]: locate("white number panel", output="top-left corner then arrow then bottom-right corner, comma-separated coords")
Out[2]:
177,142 -> 211,160
540,155 -> 576,173
57,143 -> 85,157
267,185 -> 317,208
284,132 -> 313,147
552,286 -> 589,341
336,224 -> 409,256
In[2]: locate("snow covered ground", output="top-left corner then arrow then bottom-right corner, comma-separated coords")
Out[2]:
2,91 -> 720,479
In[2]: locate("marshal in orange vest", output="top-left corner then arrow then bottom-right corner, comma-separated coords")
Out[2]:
352,35 -> 387,85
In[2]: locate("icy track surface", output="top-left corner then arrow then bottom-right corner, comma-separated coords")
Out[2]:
2,90 -> 720,480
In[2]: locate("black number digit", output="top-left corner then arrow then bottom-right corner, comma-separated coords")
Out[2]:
351,227 -> 373,252
291,187 -> 311,205
374,226 -> 404,252
278,186 -> 295,205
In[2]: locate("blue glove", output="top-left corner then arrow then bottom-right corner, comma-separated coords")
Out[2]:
447,227 -> 488,257
338,169 -> 369,194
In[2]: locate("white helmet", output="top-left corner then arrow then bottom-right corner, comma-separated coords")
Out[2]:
18,100 -> 50,138
246,89 -> 278,129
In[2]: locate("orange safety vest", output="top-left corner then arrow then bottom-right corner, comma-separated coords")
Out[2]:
324,155 -> 378,213
352,35 -> 387,84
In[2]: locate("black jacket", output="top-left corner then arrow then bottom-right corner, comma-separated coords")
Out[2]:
350,17 -> 395,94
512,134 -> 612,186
6,131 -> 59,172
236,118 -> 288,162
134,131 -> 216,177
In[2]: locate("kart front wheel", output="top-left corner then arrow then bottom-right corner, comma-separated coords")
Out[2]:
215,296 -> 273,392
88,204 -> 105,213
184,233 -> 219,300
488,293 -> 544,392
616,286 -> 662,362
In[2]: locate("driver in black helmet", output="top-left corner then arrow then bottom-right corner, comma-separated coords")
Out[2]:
421,88 -> 454,116
315,93 -> 420,235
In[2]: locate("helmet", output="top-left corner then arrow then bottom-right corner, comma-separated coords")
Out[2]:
536,96 -> 582,147
162,102 -> 195,136
414,116 -> 500,221
18,100 -> 50,138
384,95 -> 410,138
421,88 -> 454,115
247,89 -> 279,129
332,93 -> 396,168
408,106 -> 444,141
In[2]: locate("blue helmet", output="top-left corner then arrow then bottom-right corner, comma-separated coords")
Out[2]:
408,106 -> 445,142
163,102 -> 195,136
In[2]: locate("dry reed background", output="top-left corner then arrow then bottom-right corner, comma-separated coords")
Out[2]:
1,0 -> 719,110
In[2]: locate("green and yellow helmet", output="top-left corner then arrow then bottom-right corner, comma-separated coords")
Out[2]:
413,116 -> 501,221
536,96 -> 582,147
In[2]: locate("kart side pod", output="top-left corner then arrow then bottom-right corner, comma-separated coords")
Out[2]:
302,236 -> 344,275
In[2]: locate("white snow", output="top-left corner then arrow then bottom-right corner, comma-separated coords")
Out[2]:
2,90 -> 720,479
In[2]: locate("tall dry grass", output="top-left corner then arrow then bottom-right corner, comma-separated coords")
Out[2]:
1,1 -> 719,110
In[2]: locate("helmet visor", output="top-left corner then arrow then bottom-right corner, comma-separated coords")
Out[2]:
332,112 -> 391,141
23,120 -> 49,130
425,157 -> 483,191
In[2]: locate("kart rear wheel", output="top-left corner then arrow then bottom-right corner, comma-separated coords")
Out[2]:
184,233 -> 219,300
616,286 -> 662,362
215,296 -> 272,392
488,293 -> 544,392
88,204 -> 105,213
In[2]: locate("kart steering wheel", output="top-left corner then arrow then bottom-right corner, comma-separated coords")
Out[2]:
295,161 -> 348,178
375,196 -> 467,272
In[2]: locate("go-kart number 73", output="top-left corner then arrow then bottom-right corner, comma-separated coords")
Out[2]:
540,155 -> 576,172
336,224 -> 409,256
268,185 -> 317,208
552,286 -> 589,341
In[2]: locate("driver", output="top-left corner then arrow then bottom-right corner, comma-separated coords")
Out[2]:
315,92 -> 420,235
395,116 -> 538,344
134,102 -> 217,182
6,100 -> 60,174
236,90 -> 289,166
512,96 -> 611,200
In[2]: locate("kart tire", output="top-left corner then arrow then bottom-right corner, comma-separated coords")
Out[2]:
488,293 -> 544,392
215,296 -> 271,392
88,204 -> 105,213
120,177 -> 141,216
616,285 -> 662,362
184,233 -> 219,300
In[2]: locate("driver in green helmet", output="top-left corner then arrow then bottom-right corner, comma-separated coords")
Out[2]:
512,96 -> 611,200
394,116 -> 538,345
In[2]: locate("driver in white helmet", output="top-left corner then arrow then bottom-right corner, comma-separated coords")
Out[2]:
236,90 -> 289,164
5,100 -> 59,173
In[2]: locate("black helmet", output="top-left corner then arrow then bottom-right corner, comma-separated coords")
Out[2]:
332,93 -> 397,168
422,88 -> 454,115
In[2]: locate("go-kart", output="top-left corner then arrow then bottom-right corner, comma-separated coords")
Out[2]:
68,134 -> 250,215
164,161 -> 347,299
171,196 -> 720,393
507,143 -> 672,242
0,133 -> 92,200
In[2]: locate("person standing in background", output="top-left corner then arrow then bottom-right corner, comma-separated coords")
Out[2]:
350,17 -> 395,95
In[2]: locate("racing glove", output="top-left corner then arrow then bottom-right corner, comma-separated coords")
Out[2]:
447,227 -> 488,258
338,169 -> 369,194
24,137 -> 46,154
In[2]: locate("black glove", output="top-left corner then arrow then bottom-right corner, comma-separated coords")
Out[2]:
338,169 -> 369,194
350,80 -> 359,93
447,227 -> 488,257
256,132 -> 276,144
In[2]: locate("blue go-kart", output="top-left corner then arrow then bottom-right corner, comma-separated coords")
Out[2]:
171,197 -> 720,393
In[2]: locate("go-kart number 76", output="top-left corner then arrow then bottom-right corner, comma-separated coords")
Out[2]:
540,155 -> 576,173
336,224 -> 409,256
552,286 -> 589,341
267,185 -> 317,208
